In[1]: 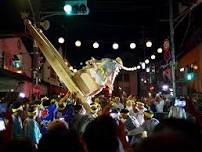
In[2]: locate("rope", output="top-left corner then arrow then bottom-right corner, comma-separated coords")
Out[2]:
119,64 -> 137,71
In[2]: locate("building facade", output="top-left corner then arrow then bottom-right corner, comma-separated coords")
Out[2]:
0,37 -> 66,101
177,43 -> 202,95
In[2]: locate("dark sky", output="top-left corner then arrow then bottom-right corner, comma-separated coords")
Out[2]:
0,0 -> 201,68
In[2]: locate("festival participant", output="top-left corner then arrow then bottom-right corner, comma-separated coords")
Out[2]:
168,98 -> 187,119
0,100 -> 12,143
142,110 -> 159,136
120,108 -> 140,132
90,102 -> 101,118
70,104 -> 93,137
55,102 -> 67,121
56,92 -> 76,124
83,115 -> 120,152
38,120 -> 83,152
120,107 -> 145,145
23,105 -> 42,146
39,97 -> 56,135
134,102 -> 147,126
111,97 -> 124,112
55,101 -> 74,124
11,102 -> 24,138
154,94 -> 165,120
135,119 -> 202,152
155,95 -> 165,112
126,95 -> 136,114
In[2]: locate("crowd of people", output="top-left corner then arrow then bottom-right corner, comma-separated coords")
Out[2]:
0,91 -> 201,152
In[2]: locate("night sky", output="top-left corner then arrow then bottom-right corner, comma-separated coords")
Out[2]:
0,0 -> 202,68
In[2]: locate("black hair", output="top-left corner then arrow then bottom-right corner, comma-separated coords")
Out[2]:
38,121 -> 83,152
83,115 -> 119,152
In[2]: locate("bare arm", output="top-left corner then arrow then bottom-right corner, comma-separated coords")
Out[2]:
58,92 -> 70,104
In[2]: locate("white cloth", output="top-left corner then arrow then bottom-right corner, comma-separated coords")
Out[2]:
124,115 -> 140,132
142,118 -> 159,135
168,106 -> 187,119
112,103 -> 124,111
89,69 -> 105,86
127,126 -> 145,136
155,100 -> 165,113
133,111 -> 145,126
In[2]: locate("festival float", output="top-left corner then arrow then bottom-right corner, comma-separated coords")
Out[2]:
24,20 -> 136,112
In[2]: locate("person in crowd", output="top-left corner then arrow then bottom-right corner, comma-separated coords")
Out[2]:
147,95 -> 157,113
70,104 -> 83,131
70,104 -> 93,137
120,101 -> 148,145
55,94 -> 75,124
142,110 -> 159,136
39,97 -> 56,135
120,108 -> 140,133
89,101 -> 102,118
134,118 -> 202,152
82,115 -> 120,152
163,98 -> 171,112
23,104 -> 42,146
155,95 -> 165,113
21,98 -> 31,122
0,100 -> 12,143
3,137 -> 36,152
121,91 -> 128,106
38,119 -> 83,152
133,102 -> 146,126
111,96 -> 124,112
168,98 -> 187,119
154,95 -> 165,121
125,96 -> 136,113
11,101 -> 24,138
185,96 -> 202,127
55,102 -> 67,121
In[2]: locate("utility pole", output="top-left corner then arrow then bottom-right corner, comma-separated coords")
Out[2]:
169,0 -> 176,98
28,0 -> 41,100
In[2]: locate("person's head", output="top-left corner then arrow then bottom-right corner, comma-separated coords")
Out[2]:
74,104 -> 83,114
38,120 -> 83,152
120,108 -> 129,119
57,102 -> 66,113
144,110 -> 154,120
50,99 -> 57,105
134,118 -> 202,152
41,97 -> 51,108
114,97 -> 120,103
27,105 -> 38,119
155,95 -> 162,102
47,119 -> 69,131
83,115 -> 119,152
4,137 -> 36,152
135,102 -> 147,113
11,102 -> 23,114
135,131 -> 197,152
153,118 -> 201,141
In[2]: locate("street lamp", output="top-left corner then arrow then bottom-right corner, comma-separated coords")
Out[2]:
75,40 -> 81,47
151,54 -> 156,60
112,43 -> 119,50
93,42 -> 99,48
157,48 -> 163,53
146,41 -> 152,47
130,42 -> 136,49
145,59 -> 149,64
58,37 -> 65,44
